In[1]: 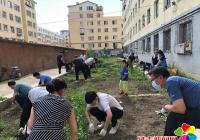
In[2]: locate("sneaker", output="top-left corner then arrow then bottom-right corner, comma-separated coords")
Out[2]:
109,126 -> 118,135
97,122 -> 104,130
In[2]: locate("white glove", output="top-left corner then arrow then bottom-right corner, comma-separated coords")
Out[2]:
22,126 -> 32,135
18,127 -> 24,133
99,128 -> 107,137
88,123 -> 95,133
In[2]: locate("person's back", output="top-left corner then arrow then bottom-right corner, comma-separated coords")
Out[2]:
40,74 -> 52,85
85,57 -> 94,66
15,83 -> 32,96
57,54 -> 63,65
73,57 -> 84,66
166,76 -> 200,109
28,87 -> 49,103
159,56 -> 167,67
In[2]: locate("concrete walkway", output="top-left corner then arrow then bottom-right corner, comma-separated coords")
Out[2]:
0,68 -> 67,98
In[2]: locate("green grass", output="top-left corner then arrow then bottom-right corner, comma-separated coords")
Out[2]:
0,97 -> 7,102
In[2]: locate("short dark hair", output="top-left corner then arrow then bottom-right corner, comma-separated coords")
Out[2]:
149,67 -> 170,78
46,79 -> 67,93
8,80 -> 16,86
33,72 -> 40,77
85,91 -> 98,104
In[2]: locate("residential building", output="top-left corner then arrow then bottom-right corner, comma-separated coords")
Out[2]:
122,0 -> 200,75
0,0 -> 37,43
0,0 -> 24,41
68,1 -> 123,50
60,30 -> 70,48
37,27 -> 66,47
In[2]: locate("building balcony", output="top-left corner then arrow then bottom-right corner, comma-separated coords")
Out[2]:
97,6 -> 103,11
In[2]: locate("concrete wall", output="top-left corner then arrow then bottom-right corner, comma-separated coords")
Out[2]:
0,39 -> 83,81
124,10 -> 200,76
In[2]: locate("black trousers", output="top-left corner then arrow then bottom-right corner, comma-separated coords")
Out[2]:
75,65 -> 87,80
58,63 -> 71,74
16,95 -> 32,128
84,64 -> 91,78
90,107 -> 123,127
164,110 -> 200,136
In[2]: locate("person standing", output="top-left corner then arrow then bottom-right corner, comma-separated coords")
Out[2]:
72,56 -> 88,81
8,81 -> 32,131
119,60 -> 129,96
33,72 -> 52,86
85,91 -> 123,137
149,67 -> 200,136
57,52 -> 71,74
27,79 -> 77,140
84,57 -> 96,78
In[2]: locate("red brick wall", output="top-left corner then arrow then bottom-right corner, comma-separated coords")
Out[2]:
0,39 -> 84,81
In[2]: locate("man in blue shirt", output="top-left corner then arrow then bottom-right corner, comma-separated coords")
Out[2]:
33,72 -> 52,86
119,60 -> 128,96
149,67 -> 200,136
8,80 -> 32,131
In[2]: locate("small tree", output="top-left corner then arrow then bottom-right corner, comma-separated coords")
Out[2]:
86,48 -> 94,57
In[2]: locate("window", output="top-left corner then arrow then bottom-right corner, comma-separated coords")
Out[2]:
15,16 -> 21,23
33,23 -> 36,28
80,14 -> 83,18
98,43 -> 101,48
87,14 -> 93,18
87,21 -> 93,26
104,28 -> 108,32
98,36 -> 101,40
142,39 -> 145,52
154,34 -> 159,51
14,4 -> 20,12
16,28 -> 22,36
113,28 -> 117,32
81,36 -> 84,41
2,11 -> 7,18
0,23 -> 1,30
88,43 -> 94,48
28,31 -> 33,37
80,22 -> 84,27
133,8 -> 135,18
80,29 -> 84,35
179,21 -> 192,44
8,1 -> 12,8
105,36 -> 109,40
81,44 -> 85,48
142,15 -> 145,27
79,6 -> 83,11
9,14 -> 13,21
146,37 -> 151,52
32,13 -> 35,19
164,0 -> 171,10
88,36 -> 94,41
98,28 -> 101,32
154,0 -> 159,18
88,29 -> 94,33
105,43 -> 109,48
104,21 -> 108,25
10,26 -> 15,33
26,10 -> 32,17
97,20 -> 101,25
135,4 -> 137,14
112,20 -> 117,25
135,23 -> 137,33
147,8 -> 151,24
27,21 -> 32,27
3,24 -> 8,31
97,13 -> 101,18
138,19 -> 141,31
113,35 -> 117,39
1,0 -> 6,6
138,0 -> 140,8
87,6 -> 93,10
163,29 -> 171,52
113,43 -> 118,49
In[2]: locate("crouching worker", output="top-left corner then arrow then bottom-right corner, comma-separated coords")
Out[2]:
85,91 -> 123,137
149,67 -> 200,136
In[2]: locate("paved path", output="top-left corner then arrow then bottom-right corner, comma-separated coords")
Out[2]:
0,68 -> 67,98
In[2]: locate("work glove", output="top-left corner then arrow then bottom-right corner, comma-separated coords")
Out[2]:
99,128 -> 107,137
88,123 -> 95,133
18,127 -> 24,133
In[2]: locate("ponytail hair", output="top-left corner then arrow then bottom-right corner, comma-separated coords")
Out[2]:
46,79 -> 67,94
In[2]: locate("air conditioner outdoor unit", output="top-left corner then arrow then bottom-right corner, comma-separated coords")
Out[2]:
176,42 -> 192,55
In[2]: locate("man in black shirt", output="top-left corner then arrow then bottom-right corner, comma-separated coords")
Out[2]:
57,52 -> 71,74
